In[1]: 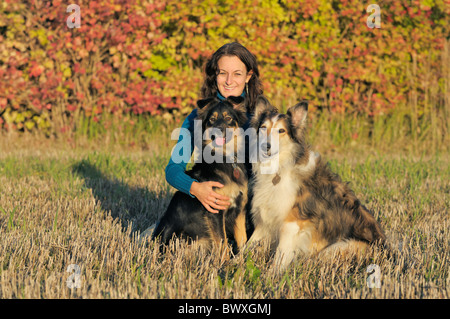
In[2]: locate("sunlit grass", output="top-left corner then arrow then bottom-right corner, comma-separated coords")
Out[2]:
0,113 -> 448,298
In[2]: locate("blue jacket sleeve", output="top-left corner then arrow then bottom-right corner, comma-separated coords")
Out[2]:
164,109 -> 198,197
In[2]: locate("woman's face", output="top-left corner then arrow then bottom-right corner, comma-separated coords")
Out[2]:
217,55 -> 253,98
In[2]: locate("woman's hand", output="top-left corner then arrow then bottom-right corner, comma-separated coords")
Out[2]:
190,181 -> 231,214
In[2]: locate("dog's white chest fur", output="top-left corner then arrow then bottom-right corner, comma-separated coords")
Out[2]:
250,151 -> 318,244
250,167 -> 298,240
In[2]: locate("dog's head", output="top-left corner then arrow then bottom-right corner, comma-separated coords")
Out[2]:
196,96 -> 248,159
252,96 -> 309,166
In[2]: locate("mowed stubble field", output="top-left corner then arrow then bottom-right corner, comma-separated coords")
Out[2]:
0,134 -> 448,299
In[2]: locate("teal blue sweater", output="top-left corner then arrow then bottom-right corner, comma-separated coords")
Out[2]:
165,91 -> 250,196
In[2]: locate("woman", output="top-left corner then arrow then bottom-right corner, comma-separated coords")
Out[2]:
165,42 -> 263,214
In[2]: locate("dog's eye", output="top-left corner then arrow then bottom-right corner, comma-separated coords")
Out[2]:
260,125 -> 267,130
225,116 -> 232,123
278,128 -> 286,134
209,117 -> 216,124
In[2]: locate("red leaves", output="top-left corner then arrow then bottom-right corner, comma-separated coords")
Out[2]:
311,70 -> 320,79
29,63 -> 44,78
73,63 -> 86,75
0,98 -> 7,109
0,0 -> 447,134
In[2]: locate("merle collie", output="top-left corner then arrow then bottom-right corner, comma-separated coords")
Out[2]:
249,96 -> 385,269
152,96 -> 249,254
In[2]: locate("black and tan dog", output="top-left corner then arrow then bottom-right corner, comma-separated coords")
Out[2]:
249,97 -> 385,269
152,96 -> 249,255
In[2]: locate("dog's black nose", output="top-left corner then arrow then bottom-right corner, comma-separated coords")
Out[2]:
261,142 -> 271,152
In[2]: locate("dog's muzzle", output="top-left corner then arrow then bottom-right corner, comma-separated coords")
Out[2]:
260,142 -> 271,154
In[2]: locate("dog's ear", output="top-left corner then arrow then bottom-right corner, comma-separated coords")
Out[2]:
196,97 -> 218,122
226,95 -> 246,114
197,97 -> 216,109
287,101 -> 309,143
226,95 -> 245,106
287,100 -> 308,129
250,95 -> 276,129
197,97 -> 218,120
253,95 -> 276,120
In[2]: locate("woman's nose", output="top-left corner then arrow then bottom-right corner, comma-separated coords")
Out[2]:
226,74 -> 232,85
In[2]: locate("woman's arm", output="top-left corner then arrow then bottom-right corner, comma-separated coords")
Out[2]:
164,109 -> 198,197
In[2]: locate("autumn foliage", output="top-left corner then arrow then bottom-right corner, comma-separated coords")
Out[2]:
0,0 -> 448,134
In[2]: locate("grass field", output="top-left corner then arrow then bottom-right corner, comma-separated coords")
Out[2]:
0,129 -> 448,299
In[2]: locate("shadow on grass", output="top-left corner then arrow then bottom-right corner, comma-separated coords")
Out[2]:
72,159 -> 171,234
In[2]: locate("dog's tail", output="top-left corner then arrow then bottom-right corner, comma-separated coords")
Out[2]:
331,178 -> 386,247
351,202 -> 386,246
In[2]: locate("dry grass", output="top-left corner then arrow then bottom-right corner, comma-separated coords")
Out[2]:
0,134 -> 448,299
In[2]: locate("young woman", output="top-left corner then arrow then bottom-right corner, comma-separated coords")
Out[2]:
165,42 -> 264,214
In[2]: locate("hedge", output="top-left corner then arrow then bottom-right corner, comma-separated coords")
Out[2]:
0,0 -> 448,134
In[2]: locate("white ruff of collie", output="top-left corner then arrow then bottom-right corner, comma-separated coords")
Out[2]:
249,96 -> 386,270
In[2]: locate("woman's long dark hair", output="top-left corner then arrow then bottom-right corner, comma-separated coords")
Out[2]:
200,42 -> 263,113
